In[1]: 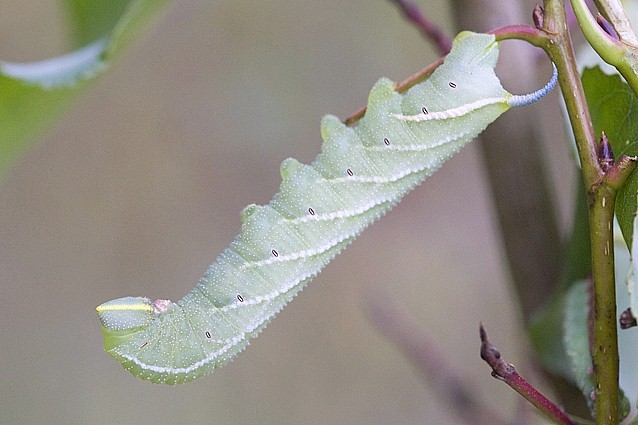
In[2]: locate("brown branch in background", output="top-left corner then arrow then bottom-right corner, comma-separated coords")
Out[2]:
450,0 -> 562,327
366,291 -> 508,425
479,324 -> 577,425
388,0 -> 453,55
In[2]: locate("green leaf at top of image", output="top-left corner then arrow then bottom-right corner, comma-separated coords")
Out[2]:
66,0 -> 131,48
582,67 -> 638,250
0,0 -> 171,181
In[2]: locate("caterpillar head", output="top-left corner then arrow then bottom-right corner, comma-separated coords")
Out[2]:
96,296 -> 170,351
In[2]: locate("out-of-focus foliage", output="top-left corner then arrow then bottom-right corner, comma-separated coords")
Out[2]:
582,68 -> 638,250
66,0 -> 131,48
0,0 -> 170,180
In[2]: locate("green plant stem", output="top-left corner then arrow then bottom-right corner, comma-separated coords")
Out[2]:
588,184 -> 619,425
570,0 -> 638,97
490,24 -> 549,47
543,1 -> 623,423
543,0 -> 600,182
570,0 -> 624,61
593,0 -> 638,45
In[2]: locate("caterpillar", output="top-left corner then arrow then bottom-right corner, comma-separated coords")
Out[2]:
96,31 -> 557,384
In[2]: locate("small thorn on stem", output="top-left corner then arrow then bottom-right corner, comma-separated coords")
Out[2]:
598,131 -> 615,172
597,13 -> 620,40
620,308 -> 637,329
532,4 -> 544,30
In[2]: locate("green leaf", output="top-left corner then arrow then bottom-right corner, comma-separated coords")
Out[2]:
563,280 -> 596,415
584,70 -> 638,412
529,180 -> 591,379
65,0 -> 131,48
0,0 -> 170,180
629,212 -> 638,326
529,293 -> 574,379
582,67 -> 638,249
617,228 -> 638,411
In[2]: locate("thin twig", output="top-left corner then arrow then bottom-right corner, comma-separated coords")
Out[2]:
344,23 -> 548,126
479,324 -> 576,425
387,0 -> 453,54
366,292 -> 508,425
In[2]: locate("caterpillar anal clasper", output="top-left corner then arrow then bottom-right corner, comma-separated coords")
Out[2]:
96,31 -> 556,384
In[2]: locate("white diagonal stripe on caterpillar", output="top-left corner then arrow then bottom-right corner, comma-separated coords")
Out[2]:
366,126 -> 476,152
286,194 -> 399,224
116,333 -> 246,376
244,158 -> 439,239
119,273 -> 317,376
236,227 -> 363,271
393,96 -> 508,122
218,267 -> 324,312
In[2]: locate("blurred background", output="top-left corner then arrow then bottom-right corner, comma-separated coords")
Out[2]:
0,1 -> 573,424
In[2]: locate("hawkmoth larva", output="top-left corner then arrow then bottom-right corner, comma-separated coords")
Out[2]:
96,31 -> 557,384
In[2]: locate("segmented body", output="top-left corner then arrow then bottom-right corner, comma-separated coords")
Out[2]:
96,32 -> 557,384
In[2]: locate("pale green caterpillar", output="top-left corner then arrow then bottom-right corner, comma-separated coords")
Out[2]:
96,31 -> 557,384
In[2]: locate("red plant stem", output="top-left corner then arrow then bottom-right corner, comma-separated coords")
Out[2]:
504,371 -> 576,425
480,324 -> 576,425
367,293 -> 509,425
489,24 -> 550,47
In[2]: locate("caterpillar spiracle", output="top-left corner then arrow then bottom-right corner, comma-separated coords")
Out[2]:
96,31 -> 557,384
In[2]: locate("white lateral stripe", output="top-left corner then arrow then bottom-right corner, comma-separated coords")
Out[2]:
118,275 -> 311,376
219,266 -> 324,312
122,94 -> 499,377
239,136 -> 470,271
118,334 -> 245,375
238,233 -> 354,270
367,125 -> 474,153
288,197 -> 394,224
395,62 -> 557,122
394,97 -> 507,122
287,129 -> 472,226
